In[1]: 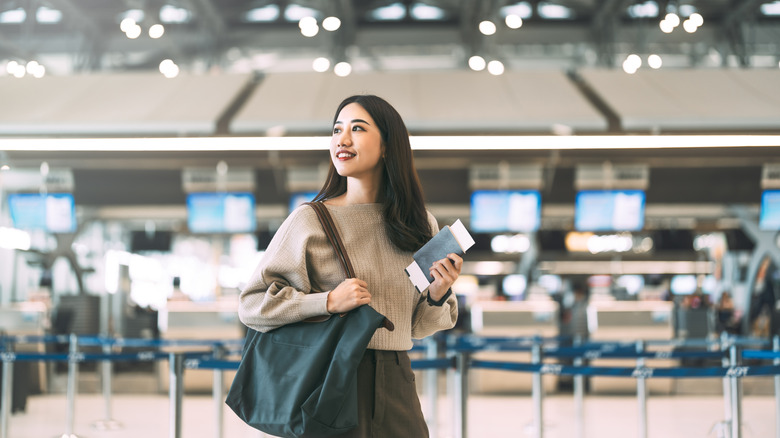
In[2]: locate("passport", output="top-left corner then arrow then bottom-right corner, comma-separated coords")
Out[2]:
404,219 -> 475,293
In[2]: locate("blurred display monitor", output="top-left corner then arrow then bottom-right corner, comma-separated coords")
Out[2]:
760,190 -> 780,230
187,192 -> 256,234
470,190 -> 541,233
575,190 -> 645,232
289,191 -> 319,213
7,192 -> 77,233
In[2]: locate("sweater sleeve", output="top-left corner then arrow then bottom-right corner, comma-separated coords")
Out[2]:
237,207 -> 330,333
410,211 -> 459,339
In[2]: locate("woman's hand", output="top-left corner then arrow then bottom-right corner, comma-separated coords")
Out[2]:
428,253 -> 463,302
327,278 -> 371,313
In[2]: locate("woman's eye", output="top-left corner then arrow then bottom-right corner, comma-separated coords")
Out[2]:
332,127 -> 341,134
352,126 -> 364,131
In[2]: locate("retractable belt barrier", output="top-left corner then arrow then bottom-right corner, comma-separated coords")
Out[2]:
2,334 -> 780,438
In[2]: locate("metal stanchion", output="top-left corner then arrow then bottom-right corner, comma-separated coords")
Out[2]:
721,333 -> 733,437
62,333 -> 82,438
92,342 -> 122,431
636,340 -> 648,438
573,337 -> 584,438
424,337 -> 439,438
452,351 -> 469,438
169,352 -> 184,438
774,336 -> 780,438
730,343 -> 743,438
212,345 -> 224,438
531,339 -> 543,438
1,348 -> 13,438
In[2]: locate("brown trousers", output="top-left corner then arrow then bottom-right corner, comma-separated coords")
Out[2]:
332,349 -> 429,438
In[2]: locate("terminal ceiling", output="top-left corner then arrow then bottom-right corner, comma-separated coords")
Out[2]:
1,1 -> 779,74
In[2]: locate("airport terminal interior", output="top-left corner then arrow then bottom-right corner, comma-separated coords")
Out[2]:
2,1 -> 780,437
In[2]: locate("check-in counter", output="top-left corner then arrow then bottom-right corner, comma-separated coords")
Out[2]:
588,300 -> 675,395
158,298 -> 244,393
0,302 -> 49,392
469,300 -> 559,394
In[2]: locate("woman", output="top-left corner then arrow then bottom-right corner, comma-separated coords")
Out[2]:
238,94 -> 461,437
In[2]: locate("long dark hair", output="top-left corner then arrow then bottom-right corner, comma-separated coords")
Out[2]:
313,95 -> 433,252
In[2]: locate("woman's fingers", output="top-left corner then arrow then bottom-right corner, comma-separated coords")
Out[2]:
327,278 -> 371,313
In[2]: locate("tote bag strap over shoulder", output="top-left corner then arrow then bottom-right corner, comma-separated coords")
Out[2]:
305,201 -> 355,278
305,201 -> 394,332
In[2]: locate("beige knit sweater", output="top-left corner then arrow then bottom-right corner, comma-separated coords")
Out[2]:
238,203 -> 458,351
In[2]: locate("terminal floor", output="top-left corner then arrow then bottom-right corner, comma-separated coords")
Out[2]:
4,392 -> 775,438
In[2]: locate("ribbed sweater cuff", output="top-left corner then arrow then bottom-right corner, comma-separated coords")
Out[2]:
298,291 -> 330,318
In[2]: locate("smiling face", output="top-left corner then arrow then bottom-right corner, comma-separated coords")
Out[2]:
330,102 -> 385,181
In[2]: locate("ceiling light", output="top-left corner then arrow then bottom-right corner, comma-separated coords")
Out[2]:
622,54 -> 641,74
664,13 -> 680,27
479,20 -> 497,35
125,24 -> 142,39
0,8 -> 26,23
682,19 -> 697,33
300,24 -> 319,37
149,24 -> 165,39
36,6 -> 62,23
298,16 -> 317,29
244,5 -> 279,22
25,61 -> 40,74
538,2 -> 573,19
371,3 -> 406,21
120,18 -> 136,33
410,3 -> 445,20
159,59 -> 179,78
500,2 -> 533,19
505,14 -> 523,29
322,16 -> 341,31
312,57 -> 330,72
159,5 -> 190,23
659,19 -> 674,33
688,13 -> 703,27
487,60 -> 505,75
6,60 -> 19,74
334,62 -> 352,77
648,54 -> 662,69
468,55 -> 486,71
7,61 -> 25,78
3,135 -> 780,152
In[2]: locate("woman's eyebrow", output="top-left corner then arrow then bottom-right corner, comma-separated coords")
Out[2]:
335,118 -> 371,125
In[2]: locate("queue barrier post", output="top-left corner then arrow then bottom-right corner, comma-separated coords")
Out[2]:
424,337 -> 439,438
729,343 -> 744,438
452,350 -> 469,438
63,333 -> 82,438
720,333 -> 733,437
93,340 -> 122,431
636,340 -> 648,438
531,338 -> 543,438
1,344 -> 13,438
169,352 -> 184,438
573,337 -> 584,438
774,336 -> 780,438
212,345 -> 225,438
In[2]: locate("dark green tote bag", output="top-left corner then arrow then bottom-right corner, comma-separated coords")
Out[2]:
226,202 -> 391,437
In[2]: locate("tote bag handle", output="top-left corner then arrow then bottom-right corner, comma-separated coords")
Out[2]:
306,201 -> 356,278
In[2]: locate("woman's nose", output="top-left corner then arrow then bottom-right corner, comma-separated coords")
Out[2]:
337,130 -> 352,146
